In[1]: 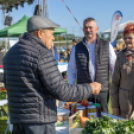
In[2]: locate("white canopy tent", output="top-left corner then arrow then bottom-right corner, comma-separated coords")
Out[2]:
103,20 -> 134,34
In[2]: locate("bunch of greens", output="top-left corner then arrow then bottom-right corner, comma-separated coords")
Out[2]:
72,112 -> 82,128
82,115 -> 134,134
74,113 -> 81,123
0,91 -> 6,100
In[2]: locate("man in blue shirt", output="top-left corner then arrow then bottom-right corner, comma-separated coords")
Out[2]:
68,17 -> 116,113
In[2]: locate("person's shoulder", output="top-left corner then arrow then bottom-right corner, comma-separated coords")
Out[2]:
99,38 -> 109,45
117,48 -> 126,58
117,48 -> 127,56
75,41 -> 83,49
77,40 -> 83,45
9,40 -> 40,57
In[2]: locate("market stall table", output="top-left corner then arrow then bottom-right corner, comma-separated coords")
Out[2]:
57,110 -> 124,134
57,62 -> 68,73
69,111 -> 124,134
5,110 -> 124,134
0,69 -> 3,73
56,112 -> 124,134
56,123 -> 69,134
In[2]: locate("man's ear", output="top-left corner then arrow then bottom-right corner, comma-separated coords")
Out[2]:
37,30 -> 43,39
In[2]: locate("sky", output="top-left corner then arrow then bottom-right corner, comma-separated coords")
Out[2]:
0,0 -> 134,37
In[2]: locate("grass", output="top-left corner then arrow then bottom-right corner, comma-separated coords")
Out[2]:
108,73 -> 113,115
0,105 -> 11,134
108,90 -> 112,115
0,75 -> 113,134
0,120 -> 11,134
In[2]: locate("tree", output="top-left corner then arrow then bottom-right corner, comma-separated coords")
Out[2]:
106,37 -> 110,41
54,35 -> 65,41
64,34 -> 75,40
117,33 -> 122,40
99,32 -> 105,39
0,39 -> 9,49
58,35 -> 65,41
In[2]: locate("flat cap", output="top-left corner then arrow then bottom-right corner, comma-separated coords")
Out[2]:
27,15 -> 60,32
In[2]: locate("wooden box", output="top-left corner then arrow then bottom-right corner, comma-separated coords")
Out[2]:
69,110 -> 83,134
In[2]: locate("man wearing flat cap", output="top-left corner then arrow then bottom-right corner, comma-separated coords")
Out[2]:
3,16 -> 101,134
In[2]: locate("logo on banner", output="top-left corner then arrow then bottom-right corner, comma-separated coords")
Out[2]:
110,11 -> 123,47
116,15 -> 120,20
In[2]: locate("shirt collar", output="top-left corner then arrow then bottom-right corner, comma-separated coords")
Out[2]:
85,38 -> 96,45
127,48 -> 133,54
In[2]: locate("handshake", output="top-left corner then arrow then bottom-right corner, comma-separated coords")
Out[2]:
90,82 -> 101,95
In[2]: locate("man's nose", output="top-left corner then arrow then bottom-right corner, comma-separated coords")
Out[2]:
52,35 -> 55,41
87,28 -> 91,31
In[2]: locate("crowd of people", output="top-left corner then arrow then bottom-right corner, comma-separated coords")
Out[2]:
1,15 -> 134,134
57,39 -> 77,63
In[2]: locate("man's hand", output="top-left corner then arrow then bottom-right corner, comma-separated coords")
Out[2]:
112,108 -> 119,116
90,82 -> 101,95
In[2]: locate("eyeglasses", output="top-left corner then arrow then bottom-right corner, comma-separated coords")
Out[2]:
123,37 -> 134,40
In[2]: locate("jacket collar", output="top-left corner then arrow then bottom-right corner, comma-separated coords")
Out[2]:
124,48 -> 133,56
82,35 -> 102,64
22,32 -> 49,50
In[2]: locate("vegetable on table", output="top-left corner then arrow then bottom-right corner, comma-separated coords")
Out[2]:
72,122 -> 81,128
79,115 -> 90,128
82,115 -> 134,134
81,99 -> 89,107
72,112 -> 82,128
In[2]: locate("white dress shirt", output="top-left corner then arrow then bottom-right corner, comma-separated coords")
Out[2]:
68,40 -> 116,85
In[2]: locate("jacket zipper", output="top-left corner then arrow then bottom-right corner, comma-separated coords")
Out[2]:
82,40 -> 91,81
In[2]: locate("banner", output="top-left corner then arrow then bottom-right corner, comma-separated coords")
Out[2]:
61,0 -> 82,29
110,11 -> 123,47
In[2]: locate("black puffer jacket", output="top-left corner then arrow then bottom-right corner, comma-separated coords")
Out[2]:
3,33 -> 92,124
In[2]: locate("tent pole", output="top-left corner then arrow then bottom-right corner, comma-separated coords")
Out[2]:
57,35 -> 59,50
5,37 -> 7,53
5,35 -> 9,53
43,0 -> 45,16
8,36 -> 10,51
65,33 -> 68,50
